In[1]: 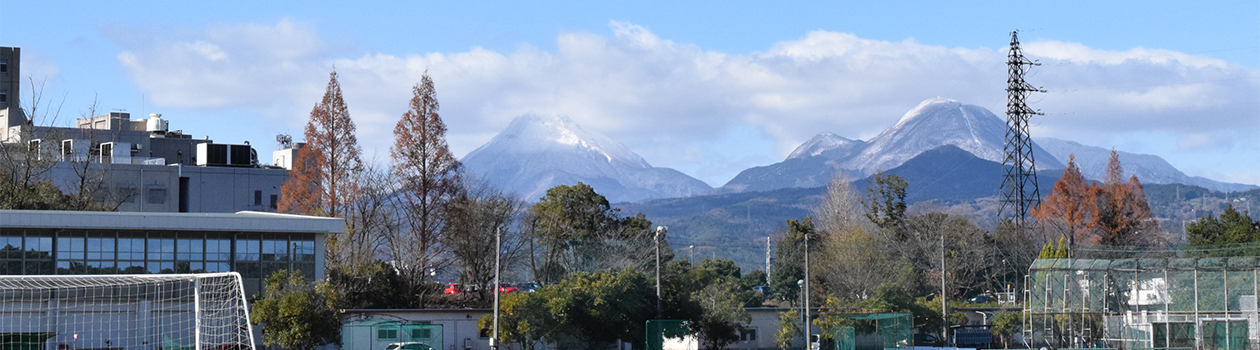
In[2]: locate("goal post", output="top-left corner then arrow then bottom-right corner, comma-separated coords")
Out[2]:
0,272 -> 254,350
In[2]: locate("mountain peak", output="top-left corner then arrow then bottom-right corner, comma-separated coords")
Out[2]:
491,114 -> 649,168
895,98 -> 960,128
786,132 -> 860,160
461,114 -> 712,203
843,98 -> 1063,174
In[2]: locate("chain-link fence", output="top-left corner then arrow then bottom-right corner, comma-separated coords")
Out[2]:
1028,258 -> 1260,350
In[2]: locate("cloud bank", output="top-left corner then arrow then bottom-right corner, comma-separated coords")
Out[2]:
110,19 -> 1260,186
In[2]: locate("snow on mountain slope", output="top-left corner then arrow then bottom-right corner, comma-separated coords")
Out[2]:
786,132 -> 863,160
843,98 -> 1064,174
1035,137 -> 1257,192
720,132 -> 865,193
461,114 -> 713,203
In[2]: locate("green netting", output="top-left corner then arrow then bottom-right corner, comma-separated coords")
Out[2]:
827,313 -> 911,350
830,326 -> 854,350
645,319 -> 692,350
1029,258 -> 1260,349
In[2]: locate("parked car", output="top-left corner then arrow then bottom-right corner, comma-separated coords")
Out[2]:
385,342 -> 434,350
913,333 -> 942,346
521,282 -> 540,293
498,284 -> 518,293
443,283 -> 463,294
967,295 -> 995,304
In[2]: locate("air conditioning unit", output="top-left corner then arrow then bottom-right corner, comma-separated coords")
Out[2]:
196,143 -> 254,167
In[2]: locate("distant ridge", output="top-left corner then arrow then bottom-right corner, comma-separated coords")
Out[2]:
1035,137 -> 1256,192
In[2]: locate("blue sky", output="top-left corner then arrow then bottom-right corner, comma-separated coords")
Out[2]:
2,1 -> 1258,187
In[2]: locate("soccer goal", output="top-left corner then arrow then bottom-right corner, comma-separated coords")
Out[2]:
0,272 -> 254,350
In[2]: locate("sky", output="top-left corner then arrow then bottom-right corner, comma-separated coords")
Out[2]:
1,1 -> 1257,187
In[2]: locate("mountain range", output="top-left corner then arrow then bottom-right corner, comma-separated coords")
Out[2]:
461,99 -> 1255,205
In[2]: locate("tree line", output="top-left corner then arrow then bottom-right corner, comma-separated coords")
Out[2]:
249,70 -> 777,350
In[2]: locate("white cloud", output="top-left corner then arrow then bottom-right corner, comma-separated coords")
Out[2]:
110,19 -> 1260,186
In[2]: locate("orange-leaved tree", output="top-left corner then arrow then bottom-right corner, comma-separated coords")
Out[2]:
1031,155 -> 1097,254
279,70 -> 364,218
388,71 -> 462,306
1094,150 -> 1157,247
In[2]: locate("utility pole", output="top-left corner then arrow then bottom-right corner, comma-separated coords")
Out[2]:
804,232 -> 811,346
765,236 -> 772,285
491,227 -> 501,350
940,234 -> 947,346
998,29 -> 1046,227
655,226 -> 667,319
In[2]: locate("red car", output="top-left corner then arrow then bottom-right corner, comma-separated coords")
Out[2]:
498,284 -> 518,293
444,283 -> 463,294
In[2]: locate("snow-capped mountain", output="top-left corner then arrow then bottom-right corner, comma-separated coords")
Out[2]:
720,133 -> 865,193
1035,137 -> 1257,192
843,98 -> 1064,174
461,114 -> 713,203
721,98 -> 1063,193
786,132 -> 865,160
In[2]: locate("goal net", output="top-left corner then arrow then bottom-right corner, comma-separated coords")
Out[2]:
0,272 -> 254,350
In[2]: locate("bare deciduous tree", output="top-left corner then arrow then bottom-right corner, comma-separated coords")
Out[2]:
444,180 -> 524,300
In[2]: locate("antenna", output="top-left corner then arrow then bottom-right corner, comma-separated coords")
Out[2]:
998,30 -> 1047,227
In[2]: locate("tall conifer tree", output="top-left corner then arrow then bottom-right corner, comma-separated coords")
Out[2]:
279,70 -> 364,218
389,71 -> 462,305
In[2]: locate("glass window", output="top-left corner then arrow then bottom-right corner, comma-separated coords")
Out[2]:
148,238 -> 174,261
207,262 -> 230,273
292,240 -> 315,262
254,190 -> 262,206
149,261 -> 174,274
147,187 -> 166,204
88,260 -> 116,274
0,236 -> 21,259
236,238 -> 260,261
378,329 -> 397,340
117,186 -> 138,203
118,237 -> 145,260
87,237 -> 115,260
120,261 -> 145,274
177,237 -> 204,261
412,328 -> 432,339
262,238 -> 287,261
27,236 -> 52,258
57,233 -> 86,262
207,239 -> 231,261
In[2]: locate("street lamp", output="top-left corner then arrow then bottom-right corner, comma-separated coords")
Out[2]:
655,226 -> 667,319
797,279 -> 806,345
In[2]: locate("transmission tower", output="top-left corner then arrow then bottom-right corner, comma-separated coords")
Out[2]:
999,30 -> 1045,226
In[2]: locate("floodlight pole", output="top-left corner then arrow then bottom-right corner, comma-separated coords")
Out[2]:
655,226 -> 667,319
492,227 -> 501,350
